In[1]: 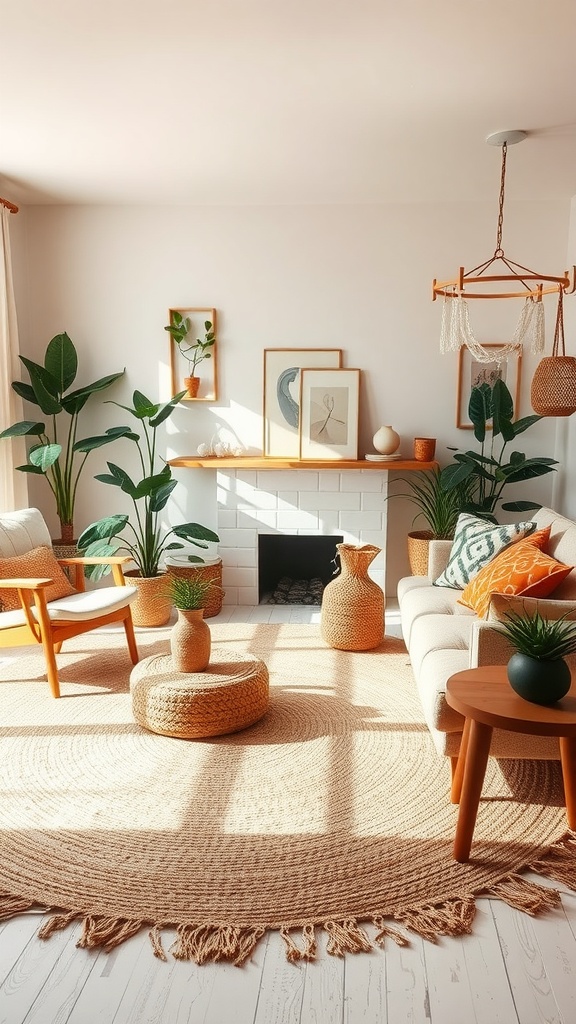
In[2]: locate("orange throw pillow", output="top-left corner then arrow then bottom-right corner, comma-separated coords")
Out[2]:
459,537 -> 572,619
0,546 -> 76,612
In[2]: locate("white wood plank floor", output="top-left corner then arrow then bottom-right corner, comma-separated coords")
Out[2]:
1,603 -> 576,1024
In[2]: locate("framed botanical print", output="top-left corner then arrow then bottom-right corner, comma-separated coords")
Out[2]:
263,348 -> 342,456
299,368 -> 360,460
456,343 -> 522,429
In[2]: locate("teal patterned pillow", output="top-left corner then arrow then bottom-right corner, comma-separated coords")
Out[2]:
433,513 -> 537,589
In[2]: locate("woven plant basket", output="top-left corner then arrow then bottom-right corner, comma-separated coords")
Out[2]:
407,531 -> 433,576
125,572 -> 172,627
167,559 -> 223,618
320,544 -> 384,651
531,288 -> 576,417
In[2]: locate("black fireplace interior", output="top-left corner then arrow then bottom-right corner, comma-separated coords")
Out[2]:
258,534 -> 343,604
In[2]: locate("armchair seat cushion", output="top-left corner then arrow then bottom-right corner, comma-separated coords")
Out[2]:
0,585 -> 138,628
0,546 -> 76,611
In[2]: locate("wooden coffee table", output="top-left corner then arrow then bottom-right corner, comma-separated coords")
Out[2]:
446,665 -> 576,862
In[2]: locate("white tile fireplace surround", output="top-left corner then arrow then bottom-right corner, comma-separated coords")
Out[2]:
216,469 -> 389,605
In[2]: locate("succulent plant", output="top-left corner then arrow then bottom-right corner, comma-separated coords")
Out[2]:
498,609 -> 576,661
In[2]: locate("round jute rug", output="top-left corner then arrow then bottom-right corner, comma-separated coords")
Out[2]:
0,622 -> 575,966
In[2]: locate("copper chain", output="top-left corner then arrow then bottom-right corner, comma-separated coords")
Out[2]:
495,142 -> 507,255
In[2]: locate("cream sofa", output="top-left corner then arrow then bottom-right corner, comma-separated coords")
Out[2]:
397,506 -> 576,764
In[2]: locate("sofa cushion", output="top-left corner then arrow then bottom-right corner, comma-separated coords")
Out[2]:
433,513 -> 537,590
0,546 -> 76,612
459,539 -> 573,618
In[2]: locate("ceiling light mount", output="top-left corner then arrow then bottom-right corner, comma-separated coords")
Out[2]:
486,130 -> 528,147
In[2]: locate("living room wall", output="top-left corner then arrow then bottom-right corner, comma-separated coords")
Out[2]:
9,199 -> 570,592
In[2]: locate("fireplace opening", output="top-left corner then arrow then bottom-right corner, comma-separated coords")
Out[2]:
258,534 -> 343,604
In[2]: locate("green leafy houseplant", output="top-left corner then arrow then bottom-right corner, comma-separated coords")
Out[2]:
77,390 -> 219,580
440,378 -> 558,522
164,313 -> 215,378
166,573 -> 221,611
392,467 -> 472,540
498,608 -> 576,705
0,332 -> 130,543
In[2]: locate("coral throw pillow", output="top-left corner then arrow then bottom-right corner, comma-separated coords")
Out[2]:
459,538 -> 573,619
0,546 -> 76,612
433,513 -> 537,590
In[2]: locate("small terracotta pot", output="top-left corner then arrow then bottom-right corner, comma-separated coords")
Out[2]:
184,376 -> 200,398
413,437 -> 436,461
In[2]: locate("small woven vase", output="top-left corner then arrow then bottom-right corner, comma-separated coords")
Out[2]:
321,544 -> 384,651
170,608 -> 211,673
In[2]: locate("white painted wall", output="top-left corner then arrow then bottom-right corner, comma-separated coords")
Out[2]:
8,200 -> 570,592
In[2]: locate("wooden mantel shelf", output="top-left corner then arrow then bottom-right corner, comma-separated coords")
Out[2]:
168,456 -> 438,471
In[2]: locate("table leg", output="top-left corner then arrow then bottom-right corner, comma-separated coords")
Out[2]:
453,719 -> 493,863
559,736 -> 576,830
451,717 -> 471,804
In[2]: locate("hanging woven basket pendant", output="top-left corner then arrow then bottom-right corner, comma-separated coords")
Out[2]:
531,287 -> 576,417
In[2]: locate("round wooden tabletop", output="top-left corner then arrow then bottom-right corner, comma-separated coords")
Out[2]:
446,665 -> 576,737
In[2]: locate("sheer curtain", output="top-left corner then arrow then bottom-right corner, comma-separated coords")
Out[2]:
0,205 -> 28,511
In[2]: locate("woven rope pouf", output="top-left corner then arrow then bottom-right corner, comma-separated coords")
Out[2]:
130,648 -> 269,739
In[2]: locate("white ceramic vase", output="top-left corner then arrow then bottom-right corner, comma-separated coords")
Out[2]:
372,425 -> 400,455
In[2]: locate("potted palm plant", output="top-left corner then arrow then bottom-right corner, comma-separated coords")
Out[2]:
440,378 -> 557,520
164,312 -> 215,398
0,332 -> 130,546
498,608 -> 576,704
77,389 -> 219,627
389,467 -> 472,575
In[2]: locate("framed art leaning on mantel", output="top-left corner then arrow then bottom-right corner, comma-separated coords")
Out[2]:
299,367 -> 361,461
263,348 -> 342,456
168,307 -> 218,402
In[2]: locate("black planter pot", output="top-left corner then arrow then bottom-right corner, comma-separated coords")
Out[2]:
507,653 -> 572,705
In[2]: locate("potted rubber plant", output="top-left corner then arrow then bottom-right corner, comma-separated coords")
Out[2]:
0,332 -> 130,547
77,389 -> 219,627
498,608 -> 576,705
440,378 -> 557,521
164,312 -> 215,398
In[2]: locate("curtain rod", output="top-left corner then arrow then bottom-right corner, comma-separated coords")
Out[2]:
0,197 -> 19,213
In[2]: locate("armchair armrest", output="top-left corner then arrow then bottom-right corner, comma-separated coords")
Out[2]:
487,592 -> 576,622
0,577 -> 52,589
427,539 -> 453,582
57,554 -> 133,588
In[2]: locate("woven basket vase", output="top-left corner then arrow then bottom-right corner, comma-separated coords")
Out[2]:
320,543 -> 384,651
170,608 -> 211,673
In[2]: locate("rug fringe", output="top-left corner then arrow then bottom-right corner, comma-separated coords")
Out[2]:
529,834 -> 576,891
148,924 -> 168,961
324,918 -> 373,957
486,873 -> 561,915
77,915 -> 145,952
280,923 -> 317,962
372,917 -> 410,948
393,897 -> 476,943
38,910 -> 80,939
0,894 -> 37,921
170,924 -> 266,966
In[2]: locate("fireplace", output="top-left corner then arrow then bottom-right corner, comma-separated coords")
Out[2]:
213,467 -> 388,605
258,534 -> 343,604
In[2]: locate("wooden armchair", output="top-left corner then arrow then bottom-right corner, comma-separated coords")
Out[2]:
0,508 -> 139,697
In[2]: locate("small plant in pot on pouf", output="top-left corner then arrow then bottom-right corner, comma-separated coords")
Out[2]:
78,390 -> 219,627
498,608 -> 576,705
166,574 -> 221,672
